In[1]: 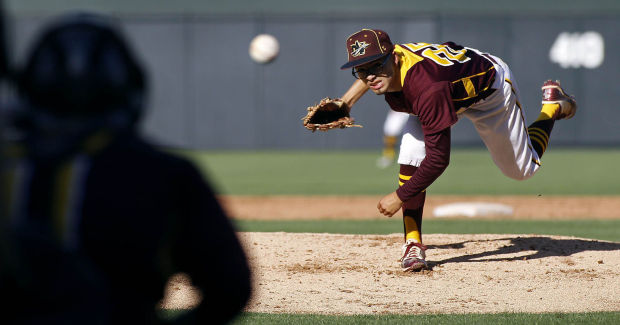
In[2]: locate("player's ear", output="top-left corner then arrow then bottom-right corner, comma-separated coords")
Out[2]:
388,53 -> 399,73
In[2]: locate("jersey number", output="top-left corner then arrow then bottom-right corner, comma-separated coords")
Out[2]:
407,43 -> 471,66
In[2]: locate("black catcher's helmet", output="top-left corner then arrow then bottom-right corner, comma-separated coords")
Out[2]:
17,13 -> 146,120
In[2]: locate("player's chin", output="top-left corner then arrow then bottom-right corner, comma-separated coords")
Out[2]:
371,88 -> 387,95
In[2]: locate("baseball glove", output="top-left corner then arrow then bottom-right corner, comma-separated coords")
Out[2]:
302,97 -> 362,132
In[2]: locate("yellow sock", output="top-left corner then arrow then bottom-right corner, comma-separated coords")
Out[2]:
382,136 -> 398,159
404,216 -> 421,243
383,147 -> 395,159
537,103 -> 560,121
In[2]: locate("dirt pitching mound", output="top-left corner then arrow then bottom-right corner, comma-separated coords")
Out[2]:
162,232 -> 620,314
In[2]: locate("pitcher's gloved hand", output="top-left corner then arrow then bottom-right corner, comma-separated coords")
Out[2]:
302,97 -> 362,132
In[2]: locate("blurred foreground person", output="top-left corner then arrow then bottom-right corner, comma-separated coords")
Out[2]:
1,13 -> 251,324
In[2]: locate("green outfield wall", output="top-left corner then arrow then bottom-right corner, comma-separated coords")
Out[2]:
5,1 -> 620,149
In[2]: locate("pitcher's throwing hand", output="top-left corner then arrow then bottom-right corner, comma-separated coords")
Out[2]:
377,192 -> 403,217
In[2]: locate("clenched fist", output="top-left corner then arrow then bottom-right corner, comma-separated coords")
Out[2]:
377,191 -> 403,217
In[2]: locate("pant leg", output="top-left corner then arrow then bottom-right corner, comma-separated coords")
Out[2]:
462,57 -> 541,180
383,110 -> 410,137
396,115 -> 426,167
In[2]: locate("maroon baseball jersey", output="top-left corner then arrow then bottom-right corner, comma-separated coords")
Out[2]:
385,42 -> 497,135
385,42 -> 497,201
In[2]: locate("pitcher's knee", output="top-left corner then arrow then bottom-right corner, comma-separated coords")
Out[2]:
507,172 -> 534,181
500,165 -> 537,181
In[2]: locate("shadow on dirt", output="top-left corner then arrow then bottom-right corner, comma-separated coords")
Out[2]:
427,236 -> 620,267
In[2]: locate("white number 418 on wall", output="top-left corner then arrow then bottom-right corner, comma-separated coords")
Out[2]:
549,31 -> 604,69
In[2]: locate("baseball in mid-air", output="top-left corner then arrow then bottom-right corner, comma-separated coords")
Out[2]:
249,34 -> 279,64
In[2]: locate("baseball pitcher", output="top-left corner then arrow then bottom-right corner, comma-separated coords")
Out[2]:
305,28 -> 577,272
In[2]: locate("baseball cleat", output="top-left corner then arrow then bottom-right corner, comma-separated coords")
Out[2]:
400,239 -> 427,271
541,80 -> 577,120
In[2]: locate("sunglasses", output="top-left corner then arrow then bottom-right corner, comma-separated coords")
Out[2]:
351,54 -> 391,79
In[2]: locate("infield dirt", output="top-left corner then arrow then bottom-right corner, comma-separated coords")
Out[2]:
218,195 -> 620,220
161,195 -> 620,314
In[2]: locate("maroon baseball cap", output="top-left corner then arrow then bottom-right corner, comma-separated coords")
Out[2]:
340,29 -> 394,70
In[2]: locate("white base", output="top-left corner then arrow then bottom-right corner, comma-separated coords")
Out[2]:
433,202 -> 514,218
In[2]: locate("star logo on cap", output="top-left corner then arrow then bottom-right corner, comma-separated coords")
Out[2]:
350,40 -> 370,57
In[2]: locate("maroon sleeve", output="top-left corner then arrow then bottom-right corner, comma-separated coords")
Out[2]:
409,81 -> 458,135
395,127 -> 451,202
384,91 -> 410,113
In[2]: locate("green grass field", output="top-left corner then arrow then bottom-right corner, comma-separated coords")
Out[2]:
176,148 -> 620,324
234,219 -> 620,242
183,148 -> 620,196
